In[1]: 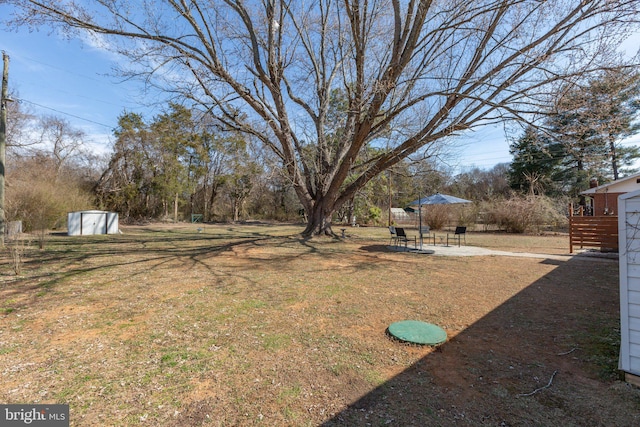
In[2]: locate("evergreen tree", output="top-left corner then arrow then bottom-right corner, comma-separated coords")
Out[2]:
587,69 -> 640,179
150,104 -> 199,221
547,70 -> 640,186
96,112 -> 154,218
509,70 -> 640,197
508,127 -> 564,196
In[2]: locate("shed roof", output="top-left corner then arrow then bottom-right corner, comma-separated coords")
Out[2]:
618,187 -> 640,201
68,210 -> 111,214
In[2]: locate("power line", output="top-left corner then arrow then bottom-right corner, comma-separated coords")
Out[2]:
17,98 -> 113,129
7,50 -> 144,118
16,53 -> 107,84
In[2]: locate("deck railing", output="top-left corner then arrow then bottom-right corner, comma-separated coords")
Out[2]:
569,215 -> 618,253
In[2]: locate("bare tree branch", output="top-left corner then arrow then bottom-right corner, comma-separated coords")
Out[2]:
7,0 -> 640,234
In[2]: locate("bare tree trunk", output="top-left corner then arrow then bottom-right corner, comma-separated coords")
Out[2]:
610,137 -> 619,180
303,199 -> 335,237
233,199 -> 239,222
208,185 -> 218,222
0,53 -> 8,246
174,192 -> 178,222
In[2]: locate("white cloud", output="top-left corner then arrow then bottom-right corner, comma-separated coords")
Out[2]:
79,30 -> 117,56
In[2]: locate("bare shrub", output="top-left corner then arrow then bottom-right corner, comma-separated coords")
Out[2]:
423,204 -> 478,230
5,238 -> 30,275
6,155 -> 95,248
9,182 -> 65,248
425,205 -> 450,230
455,204 -> 480,230
484,195 -> 568,233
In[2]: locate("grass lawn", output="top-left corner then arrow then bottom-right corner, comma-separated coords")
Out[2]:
1,223 -> 639,426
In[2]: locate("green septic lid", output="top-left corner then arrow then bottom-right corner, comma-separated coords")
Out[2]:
388,320 -> 447,345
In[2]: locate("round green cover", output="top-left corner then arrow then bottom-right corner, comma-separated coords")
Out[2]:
388,320 -> 447,345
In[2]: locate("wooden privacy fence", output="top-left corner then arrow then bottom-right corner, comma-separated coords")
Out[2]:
569,215 -> 618,253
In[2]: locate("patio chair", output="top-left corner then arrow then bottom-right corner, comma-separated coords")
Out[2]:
447,226 -> 467,247
419,226 -> 435,246
395,227 -> 416,249
389,226 -> 398,246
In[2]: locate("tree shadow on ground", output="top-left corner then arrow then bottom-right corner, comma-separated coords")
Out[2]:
321,256 -> 640,426
0,232 -> 288,308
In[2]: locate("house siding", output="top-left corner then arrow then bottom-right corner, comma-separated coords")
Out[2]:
581,173 -> 640,216
592,192 -> 624,216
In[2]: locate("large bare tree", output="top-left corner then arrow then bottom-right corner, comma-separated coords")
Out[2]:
7,0 -> 640,235
37,115 -> 86,180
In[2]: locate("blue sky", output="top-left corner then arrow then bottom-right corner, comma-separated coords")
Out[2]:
1,26 -> 155,155
1,9 -> 638,172
0,8 -> 513,170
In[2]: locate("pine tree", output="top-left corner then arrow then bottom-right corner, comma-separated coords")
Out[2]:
508,127 -> 564,196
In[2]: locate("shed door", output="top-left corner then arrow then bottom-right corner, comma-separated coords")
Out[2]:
81,212 -> 107,235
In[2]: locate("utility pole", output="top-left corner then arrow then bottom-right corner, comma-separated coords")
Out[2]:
387,170 -> 392,227
1,52 -> 9,246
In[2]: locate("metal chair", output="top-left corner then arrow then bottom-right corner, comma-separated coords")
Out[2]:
419,226 -> 435,247
395,227 -> 416,249
389,226 -> 398,246
447,226 -> 467,247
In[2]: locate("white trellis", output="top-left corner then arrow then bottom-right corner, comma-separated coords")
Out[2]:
617,190 -> 640,384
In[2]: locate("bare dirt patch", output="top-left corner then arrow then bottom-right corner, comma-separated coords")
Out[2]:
1,224 -> 638,426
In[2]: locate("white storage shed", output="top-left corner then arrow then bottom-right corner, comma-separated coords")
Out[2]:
67,210 -> 119,236
618,190 -> 640,384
